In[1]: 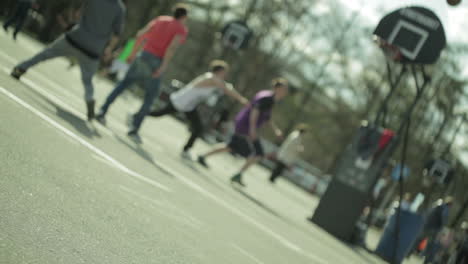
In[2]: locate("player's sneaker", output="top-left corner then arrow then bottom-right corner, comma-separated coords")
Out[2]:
95,112 -> 106,126
197,156 -> 209,168
11,67 -> 26,80
86,100 -> 95,121
127,130 -> 142,144
230,173 -> 245,187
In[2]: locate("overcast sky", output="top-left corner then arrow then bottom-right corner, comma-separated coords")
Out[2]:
338,0 -> 468,43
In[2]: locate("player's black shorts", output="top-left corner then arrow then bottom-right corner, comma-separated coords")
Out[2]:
228,134 -> 264,158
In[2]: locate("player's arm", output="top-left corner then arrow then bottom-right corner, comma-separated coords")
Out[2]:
298,144 -> 305,152
127,21 -> 153,62
269,120 -> 283,139
104,7 -> 125,60
249,108 -> 260,141
219,82 -> 249,105
104,35 -> 120,60
191,78 -> 248,105
153,35 -> 183,77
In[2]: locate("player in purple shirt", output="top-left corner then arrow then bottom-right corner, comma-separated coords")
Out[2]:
197,78 -> 288,186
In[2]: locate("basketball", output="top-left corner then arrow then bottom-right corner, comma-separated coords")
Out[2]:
447,0 -> 462,6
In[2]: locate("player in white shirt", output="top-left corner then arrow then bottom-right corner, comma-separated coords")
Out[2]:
148,60 -> 248,159
270,124 -> 308,183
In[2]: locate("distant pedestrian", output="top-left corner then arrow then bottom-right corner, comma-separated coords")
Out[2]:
197,78 -> 289,187
269,124 -> 308,183
423,197 -> 454,264
96,4 -> 189,142
146,60 -> 248,159
456,222 -> 468,264
3,0 -> 38,40
105,38 -> 136,81
11,0 -> 126,121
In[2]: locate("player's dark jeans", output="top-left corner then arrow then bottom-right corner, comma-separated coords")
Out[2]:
456,248 -> 468,264
149,101 -> 202,152
270,161 -> 287,182
4,2 -> 32,37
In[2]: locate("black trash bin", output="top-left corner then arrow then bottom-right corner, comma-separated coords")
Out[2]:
375,209 -> 424,263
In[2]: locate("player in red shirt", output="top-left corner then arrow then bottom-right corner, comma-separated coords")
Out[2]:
96,4 -> 189,142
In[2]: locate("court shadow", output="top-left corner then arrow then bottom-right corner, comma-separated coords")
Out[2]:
114,134 -> 174,178
230,184 -> 331,239
179,158 -> 202,173
23,87 -> 100,138
231,185 -> 286,220
350,247 -> 382,264
114,134 -> 154,163
271,179 -> 315,207
305,218 -> 382,263
55,107 -> 101,139
174,158 -> 242,193
180,163 -> 231,191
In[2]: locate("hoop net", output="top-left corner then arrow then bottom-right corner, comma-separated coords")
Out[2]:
223,38 -> 241,50
374,36 -> 403,62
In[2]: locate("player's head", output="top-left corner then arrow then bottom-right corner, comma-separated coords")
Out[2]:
210,60 -> 229,79
444,196 -> 454,207
173,4 -> 189,22
461,221 -> 468,231
271,77 -> 289,101
295,123 -> 309,134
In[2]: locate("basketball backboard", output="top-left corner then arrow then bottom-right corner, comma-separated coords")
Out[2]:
374,6 -> 446,64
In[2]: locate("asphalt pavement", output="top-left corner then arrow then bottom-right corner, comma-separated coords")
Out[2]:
0,31 -> 420,264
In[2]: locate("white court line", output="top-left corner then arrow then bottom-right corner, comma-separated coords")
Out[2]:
1,65 -> 84,119
0,86 -> 171,193
232,244 -> 265,264
0,51 -> 163,153
0,50 -> 330,263
149,162 -> 329,264
91,154 -> 121,170
0,52 -> 85,106
0,65 -> 114,138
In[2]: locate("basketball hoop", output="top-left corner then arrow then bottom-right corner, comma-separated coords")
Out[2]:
374,36 -> 403,62
223,38 -> 240,50
373,6 -> 446,65
221,21 -> 252,50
